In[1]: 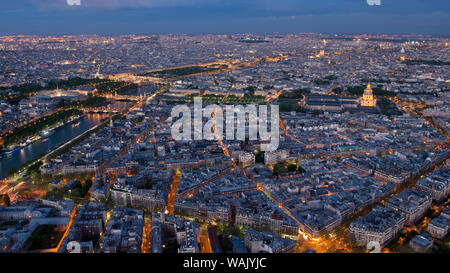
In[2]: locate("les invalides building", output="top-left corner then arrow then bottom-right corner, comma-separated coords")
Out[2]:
360,83 -> 377,107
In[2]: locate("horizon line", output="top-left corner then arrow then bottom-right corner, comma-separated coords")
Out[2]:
1,32 -> 449,38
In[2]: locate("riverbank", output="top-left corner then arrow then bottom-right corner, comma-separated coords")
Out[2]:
0,114 -> 109,178
0,109 -> 83,152
42,115 -> 117,162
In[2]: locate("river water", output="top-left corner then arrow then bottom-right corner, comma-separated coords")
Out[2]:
0,84 -> 157,179
0,113 -> 109,178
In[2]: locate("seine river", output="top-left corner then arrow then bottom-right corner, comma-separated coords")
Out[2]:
0,113 -> 109,179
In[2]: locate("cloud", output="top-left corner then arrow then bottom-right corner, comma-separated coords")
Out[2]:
22,0 -> 450,15
30,0 -> 212,10
66,0 -> 81,6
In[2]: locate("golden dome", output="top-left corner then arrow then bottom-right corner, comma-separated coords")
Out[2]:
361,83 -> 376,107
364,83 -> 373,95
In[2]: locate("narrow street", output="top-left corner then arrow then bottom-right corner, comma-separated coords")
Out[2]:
165,169 -> 181,215
141,216 -> 152,253
55,206 -> 78,253
199,226 -> 213,253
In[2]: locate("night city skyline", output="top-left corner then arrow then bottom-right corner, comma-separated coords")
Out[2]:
0,0 -> 449,35
0,0 -> 449,267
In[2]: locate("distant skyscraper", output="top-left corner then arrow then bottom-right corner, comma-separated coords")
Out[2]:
360,84 -> 376,107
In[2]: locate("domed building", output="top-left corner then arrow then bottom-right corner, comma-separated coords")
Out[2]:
360,83 -> 377,107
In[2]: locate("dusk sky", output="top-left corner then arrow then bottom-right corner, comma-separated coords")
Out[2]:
0,0 -> 449,35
